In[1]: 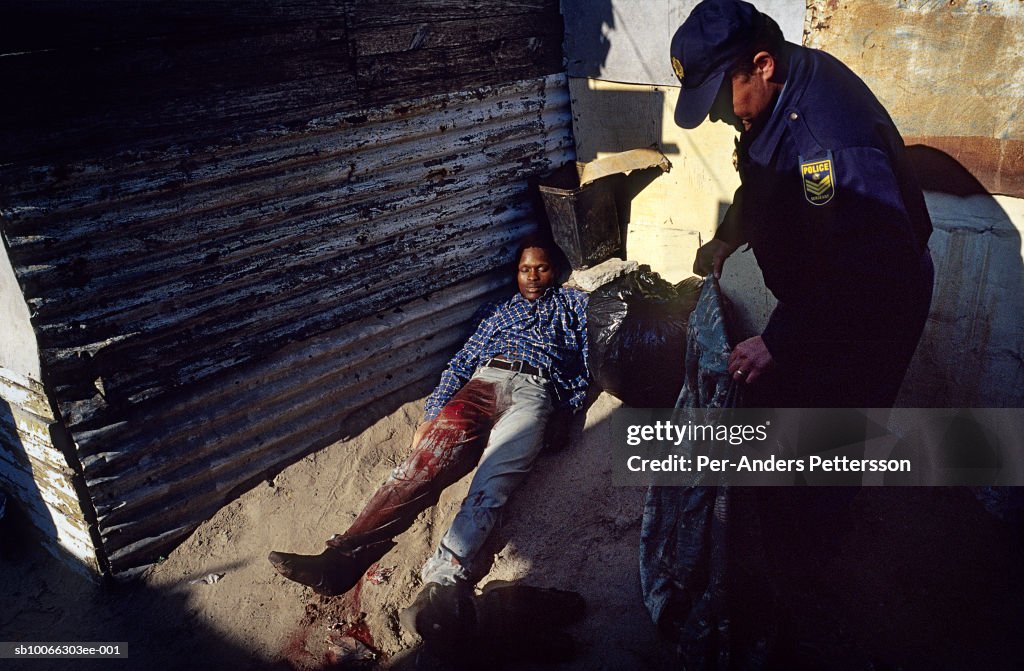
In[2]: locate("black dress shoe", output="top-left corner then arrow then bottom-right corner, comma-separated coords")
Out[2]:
477,580 -> 586,629
399,582 -> 477,648
268,540 -> 394,596
475,581 -> 584,662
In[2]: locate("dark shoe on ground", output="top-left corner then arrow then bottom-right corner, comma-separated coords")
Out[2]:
399,581 -> 477,651
399,580 -> 584,666
268,539 -> 394,596
475,581 -> 584,663
477,580 -> 586,629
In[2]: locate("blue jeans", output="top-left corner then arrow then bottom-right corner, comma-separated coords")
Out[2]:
420,366 -> 553,585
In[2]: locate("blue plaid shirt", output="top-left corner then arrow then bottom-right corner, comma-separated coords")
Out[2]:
423,287 -> 590,420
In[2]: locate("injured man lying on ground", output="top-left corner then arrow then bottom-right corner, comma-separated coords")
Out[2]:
268,234 -> 589,655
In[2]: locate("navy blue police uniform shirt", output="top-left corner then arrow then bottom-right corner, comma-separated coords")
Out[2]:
423,287 -> 589,420
728,43 -> 933,371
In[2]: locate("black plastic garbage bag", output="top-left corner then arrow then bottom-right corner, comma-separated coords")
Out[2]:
640,277 -> 772,670
587,267 -> 702,407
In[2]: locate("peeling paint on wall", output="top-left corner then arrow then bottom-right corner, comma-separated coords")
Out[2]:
0,1 -> 573,574
0,368 -> 100,571
805,0 -> 1024,196
805,0 -> 1024,407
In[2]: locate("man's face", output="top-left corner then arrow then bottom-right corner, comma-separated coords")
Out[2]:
709,53 -> 778,133
517,246 -> 556,301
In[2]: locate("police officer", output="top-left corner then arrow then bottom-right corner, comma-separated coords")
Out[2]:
672,0 -> 933,408
665,6 -> 935,664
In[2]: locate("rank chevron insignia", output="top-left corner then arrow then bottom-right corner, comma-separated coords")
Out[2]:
801,157 -> 836,205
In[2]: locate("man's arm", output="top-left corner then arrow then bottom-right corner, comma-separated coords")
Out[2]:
542,289 -> 589,450
693,185 -> 770,380
562,288 -> 590,413
422,301 -> 499,420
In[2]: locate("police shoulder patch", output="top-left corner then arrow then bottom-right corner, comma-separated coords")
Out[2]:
799,154 -> 836,206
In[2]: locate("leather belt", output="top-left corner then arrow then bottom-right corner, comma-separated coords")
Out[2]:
482,357 -> 549,379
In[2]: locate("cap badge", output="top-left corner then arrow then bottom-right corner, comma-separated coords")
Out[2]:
671,56 -> 685,83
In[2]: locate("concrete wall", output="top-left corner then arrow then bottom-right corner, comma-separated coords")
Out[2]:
565,0 -> 1024,407
805,0 -> 1024,407
563,0 -> 805,85
0,247 -> 39,380
570,78 -> 736,283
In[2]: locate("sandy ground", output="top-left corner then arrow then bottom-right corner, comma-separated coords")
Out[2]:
3,385 -> 1024,671
1,387 -> 672,671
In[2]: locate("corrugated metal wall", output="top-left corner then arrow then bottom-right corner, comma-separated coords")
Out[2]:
0,369 -> 99,571
0,1 -> 574,574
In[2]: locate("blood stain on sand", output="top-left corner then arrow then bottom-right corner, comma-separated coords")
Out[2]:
281,577 -> 379,670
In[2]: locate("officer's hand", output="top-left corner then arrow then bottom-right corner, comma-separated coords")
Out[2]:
694,238 -> 738,279
728,336 -> 774,385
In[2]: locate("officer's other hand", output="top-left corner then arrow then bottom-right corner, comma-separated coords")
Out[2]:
728,336 -> 773,385
693,238 -> 738,279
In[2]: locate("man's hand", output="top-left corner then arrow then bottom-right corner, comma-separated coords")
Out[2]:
693,238 -> 739,279
728,336 -> 774,385
411,420 -> 434,448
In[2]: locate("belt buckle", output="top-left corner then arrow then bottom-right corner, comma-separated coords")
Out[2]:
510,359 -> 525,373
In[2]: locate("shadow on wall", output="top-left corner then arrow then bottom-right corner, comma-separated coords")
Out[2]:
557,86 -> 682,270
900,145 -> 1024,408
563,0 -> 613,78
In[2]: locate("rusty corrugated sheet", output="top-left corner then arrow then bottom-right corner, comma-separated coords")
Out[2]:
804,0 -> 1024,197
0,0 -> 573,574
6,76 -> 574,424
93,270 -> 526,572
2,76 -> 574,574
0,368 -> 99,571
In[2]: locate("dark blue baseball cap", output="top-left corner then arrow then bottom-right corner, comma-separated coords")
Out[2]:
670,0 -> 764,129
